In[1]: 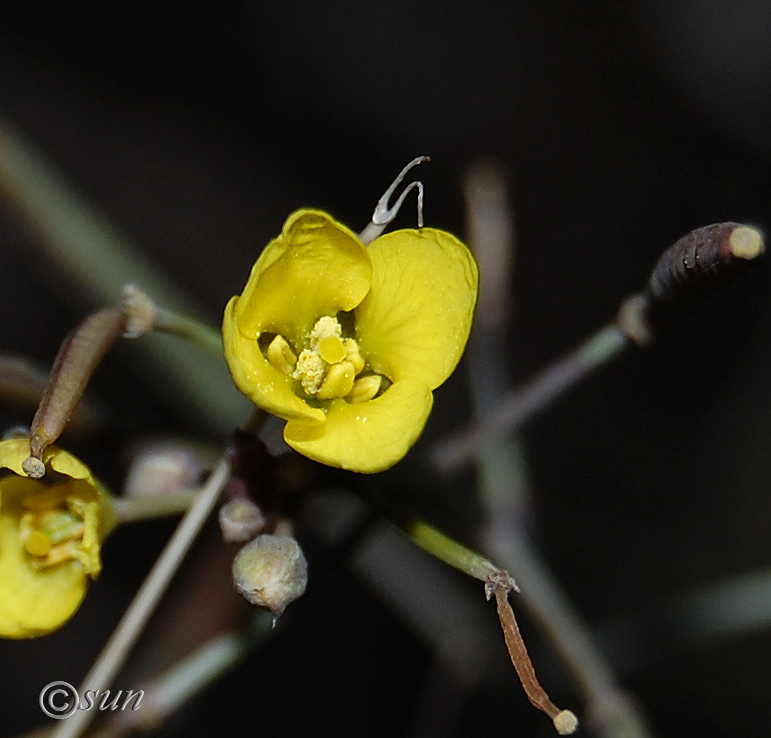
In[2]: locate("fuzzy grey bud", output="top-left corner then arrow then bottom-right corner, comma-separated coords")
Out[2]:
123,442 -> 204,498
219,498 -> 266,543
232,534 -> 307,616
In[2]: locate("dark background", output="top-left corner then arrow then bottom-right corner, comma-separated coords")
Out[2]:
1,2 -> 771,737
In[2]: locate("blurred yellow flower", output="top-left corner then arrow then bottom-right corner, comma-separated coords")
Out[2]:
0,438 -> 114,638
223,209 -> 478,473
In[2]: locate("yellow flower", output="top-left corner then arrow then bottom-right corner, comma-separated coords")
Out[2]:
0,438 -> 114,638
223,209 -> 478,473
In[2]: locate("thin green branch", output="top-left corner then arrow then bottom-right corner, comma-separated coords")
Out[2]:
0,119 -> 250,436
112,490 -> 200,525
432,323 -> 629,471
52,457 -> 231,738
463,161 -> 649,737
153,307 -> 224,357
403,519 -> 506,585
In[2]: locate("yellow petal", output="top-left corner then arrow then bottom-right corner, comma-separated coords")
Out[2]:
0,438 -> 92,480
0,440 -> 114,638
354,228 -> 478,389
0,438 -> 39,476
0,510 -> 86,638
232,209 -> 373,347
283,378 -> 433,473
223,298 -> 326,424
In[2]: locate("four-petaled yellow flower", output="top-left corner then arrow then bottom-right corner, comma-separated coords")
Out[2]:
0,438 -> 114,638
223,209 -> 479,473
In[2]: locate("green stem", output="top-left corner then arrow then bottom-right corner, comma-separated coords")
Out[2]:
112,490 -> 200,524
99,612 -> 274,736
52,457 -> 231,738
402,519 -> 503,584
0,119 -> 250,436
432,323 -> 629,471
154,307 -> 224,357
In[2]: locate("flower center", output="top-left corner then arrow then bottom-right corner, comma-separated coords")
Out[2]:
19,491 -> 94,570
264,315 -> 385,403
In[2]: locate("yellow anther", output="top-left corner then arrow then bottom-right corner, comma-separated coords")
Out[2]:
20,504 -> 85,562
267,334 -> 297,375
309,316 -> 342,350
35,541 -> 81,569
23,530 -> 52,557
344,339 -> 365,374
346,375 -> 382,403
317,361 -> 356,399
318,335 -> 347,364
294,350 -> 325,394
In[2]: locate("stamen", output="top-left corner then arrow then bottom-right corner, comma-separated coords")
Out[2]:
20,503 -> 86,563
23,530 -> 52,557
360,156 -> 429,244
317,361 -> 356,399
291,316 -> 372,400
293,350 -> 325,394
38,509 -> 85,545
36,540 -> 81,568
309,316 -> 342,350
267,335 -> 297,375
347,375 -> 382,403
343,339 -> 365,374
318,335 -> 346,364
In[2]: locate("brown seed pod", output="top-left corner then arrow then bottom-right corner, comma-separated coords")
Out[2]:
619,223 -> 764,346
647,222 -> 764,309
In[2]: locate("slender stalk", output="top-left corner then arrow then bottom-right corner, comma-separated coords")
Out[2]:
493,587 -> 578,735
464,161 -> 649,737
112,490 -> 200,524
432,323 -> 629,471
0,119 -> 250,435
153,307 -> 224,357
24,308 -> 125,476
404,519 -> 507,585
52,457 -> 231,738
98,613 -> 274,737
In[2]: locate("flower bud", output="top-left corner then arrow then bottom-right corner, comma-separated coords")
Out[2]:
123,443 -> 204,498
232,534 -> 307,616
219,498 -> 266,543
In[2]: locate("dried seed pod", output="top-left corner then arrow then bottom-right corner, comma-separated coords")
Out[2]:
26,308 -> 126,474
491,582 -> 578,735
232,534 -> 307,616
619,223 -> 764,345
648,222 -> 764,309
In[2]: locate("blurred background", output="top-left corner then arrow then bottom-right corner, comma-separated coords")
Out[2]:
1,1 -> 771,736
